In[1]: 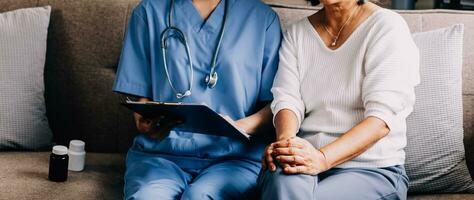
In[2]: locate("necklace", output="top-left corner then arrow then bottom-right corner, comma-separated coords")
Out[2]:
323,5 -> 360,47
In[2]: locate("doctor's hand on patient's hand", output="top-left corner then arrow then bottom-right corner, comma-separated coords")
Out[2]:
262,143 -> 277,172
270,137 -> 330,175
261,134 -> 295,172
134,113 -> 183,140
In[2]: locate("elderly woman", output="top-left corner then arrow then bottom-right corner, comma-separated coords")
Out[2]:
258,0 -> 419,199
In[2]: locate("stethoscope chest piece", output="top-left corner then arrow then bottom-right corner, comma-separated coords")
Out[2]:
205,72 -> 218,89
176,90 -> 192,99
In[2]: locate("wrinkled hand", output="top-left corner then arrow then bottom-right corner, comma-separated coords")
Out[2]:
261,135 -> 295,172
134,113 -> 183,140
271,137 -> 329,175
261,143 -> 277,171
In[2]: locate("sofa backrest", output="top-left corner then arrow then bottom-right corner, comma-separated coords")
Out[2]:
1,1 -> 473,172
2,0 -> 143,153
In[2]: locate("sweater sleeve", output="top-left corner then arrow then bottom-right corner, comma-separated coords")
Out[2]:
270,26 -> 305,129
362,14 -> 420,131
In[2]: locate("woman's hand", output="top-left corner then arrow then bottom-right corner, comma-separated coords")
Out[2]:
134,113 -> 182,140
261,143 -> 277,171
261,109 -> 301,172
272,137 -> 330,175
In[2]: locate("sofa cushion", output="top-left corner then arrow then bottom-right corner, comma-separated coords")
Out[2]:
406,24 -> 474,193
0,152 -> 125,199
0,6 -> 53,150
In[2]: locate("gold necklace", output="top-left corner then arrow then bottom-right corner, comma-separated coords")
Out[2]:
323,5 -> 360,47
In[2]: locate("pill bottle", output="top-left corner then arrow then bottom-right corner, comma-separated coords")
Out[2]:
68,140 -> 86,171
48,145 -> 69,182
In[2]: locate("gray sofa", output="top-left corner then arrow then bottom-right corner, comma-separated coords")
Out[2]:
0,0 -> 473,199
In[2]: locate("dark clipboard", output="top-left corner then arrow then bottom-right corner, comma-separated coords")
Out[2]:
121,101 -> 250,141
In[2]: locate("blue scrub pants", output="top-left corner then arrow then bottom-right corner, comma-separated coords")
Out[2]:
258,165 -> 408,200
124,136 -> 261,200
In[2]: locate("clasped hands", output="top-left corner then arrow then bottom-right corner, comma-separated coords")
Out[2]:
262,136 -> 330,175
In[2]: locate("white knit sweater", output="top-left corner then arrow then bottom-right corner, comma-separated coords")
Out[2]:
271,9 -> 420,168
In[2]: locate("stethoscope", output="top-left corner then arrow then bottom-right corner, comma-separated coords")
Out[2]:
161,0 -> 229,99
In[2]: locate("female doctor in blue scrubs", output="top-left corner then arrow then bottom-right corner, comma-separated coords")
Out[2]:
113,0 -> 281,199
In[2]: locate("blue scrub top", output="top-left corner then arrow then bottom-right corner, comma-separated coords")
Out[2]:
113,0 -> 281,161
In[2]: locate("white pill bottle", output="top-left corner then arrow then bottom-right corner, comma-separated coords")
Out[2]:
68,140 -> 86,171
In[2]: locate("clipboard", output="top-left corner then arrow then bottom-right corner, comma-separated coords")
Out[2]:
121,101 -> 250,141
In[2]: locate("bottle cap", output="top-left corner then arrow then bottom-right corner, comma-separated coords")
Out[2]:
69,140 -> 85,152
52,145 -> 68,155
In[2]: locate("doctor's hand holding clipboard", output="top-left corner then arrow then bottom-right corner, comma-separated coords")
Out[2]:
132,98 -> 182,140
127,97 -> 267,142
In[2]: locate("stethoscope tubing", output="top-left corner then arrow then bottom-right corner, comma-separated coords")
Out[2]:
161,26 -> 194,99
160,0 -> 229,99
